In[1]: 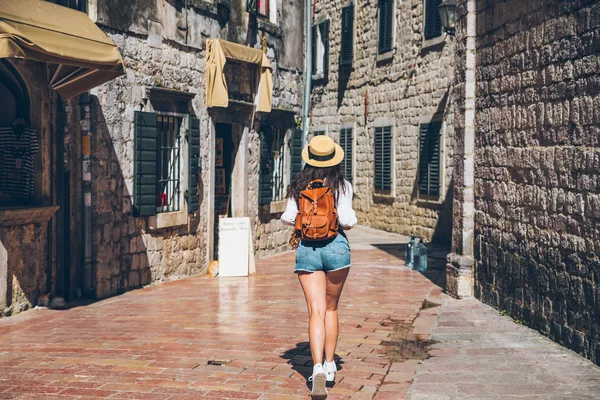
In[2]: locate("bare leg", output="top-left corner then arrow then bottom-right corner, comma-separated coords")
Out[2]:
324,268 -> 350,363
297,271 -> 327,365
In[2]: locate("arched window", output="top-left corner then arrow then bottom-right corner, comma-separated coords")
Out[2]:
0,61 -> 37,207
0,61 -> 29,127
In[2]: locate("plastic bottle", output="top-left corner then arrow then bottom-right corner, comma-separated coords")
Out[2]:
405,236 -> 415,268
417,239 -> 428,273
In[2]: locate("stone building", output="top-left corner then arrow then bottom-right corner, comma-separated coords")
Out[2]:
0,0 -> 304,315
0,0 -> 126,315
88,0 -> 304,299
308,0 -> 456,243
450,0 -> 600,364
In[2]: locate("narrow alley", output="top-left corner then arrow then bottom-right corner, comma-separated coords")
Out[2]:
1,227 -> 598,399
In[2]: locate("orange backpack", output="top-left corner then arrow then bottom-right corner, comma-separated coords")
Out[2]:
294,180 -> 339,241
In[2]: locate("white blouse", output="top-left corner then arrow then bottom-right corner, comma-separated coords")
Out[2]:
280,180 -> 358,229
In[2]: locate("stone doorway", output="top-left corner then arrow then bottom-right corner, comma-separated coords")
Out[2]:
212,122 -> 248,260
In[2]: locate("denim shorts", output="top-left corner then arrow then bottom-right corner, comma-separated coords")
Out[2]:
294,232 -> 351,273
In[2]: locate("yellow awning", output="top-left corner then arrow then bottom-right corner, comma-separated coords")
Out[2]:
0,0 -> 125,98
206,39 -> 272,113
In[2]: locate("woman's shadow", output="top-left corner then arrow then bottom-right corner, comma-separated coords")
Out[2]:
280,342 -> 344,389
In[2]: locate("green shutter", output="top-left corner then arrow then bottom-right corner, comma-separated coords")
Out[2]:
340,4 -> 354,67
134,111 -> 158,217
382,126 -> 392,190
419,122 -> 441,197
187,116 -> 201,213
424,0 -> 442,40
374,127 -> 383,190
374,126 -> 392,191
290,128 -> 303,181
379,0 -> 394,53
340,128 -> 353,184
259,130 -> 273,205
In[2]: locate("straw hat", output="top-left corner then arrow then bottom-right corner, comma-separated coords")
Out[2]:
302,135 -> 344,167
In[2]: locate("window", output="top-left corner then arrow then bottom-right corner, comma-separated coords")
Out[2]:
424,0 -> 443,41
378,0 -> 394,54
46,0 -> 85,11
374,126 -> 392,191
261,128 -> 286,203
339,127 -> 353,184
258,0 -> 269,17
133,112 -> 201,217
157,116 -> 181,213
313,130 -> 326,137
312,20 -> 330,80
247,0 -> 274,21
418,122 -> 442,198
260,128 -> 302,206
340,3 -> 354,67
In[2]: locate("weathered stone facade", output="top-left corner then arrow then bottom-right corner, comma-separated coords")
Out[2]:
452,0 -> 600,364
87,0 -> 303,297
310,0 -> 456,243
0,0 -> 303,314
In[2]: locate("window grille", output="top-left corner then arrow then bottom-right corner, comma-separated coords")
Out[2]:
157,116 -> 181,213
270,128 -> 286,202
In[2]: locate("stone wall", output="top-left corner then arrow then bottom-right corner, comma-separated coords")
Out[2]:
252,66 -> 303,259
87,1 -> 302,298
473,0 -> 600,364
1,224 -> 48,316
310,0 -> 455,242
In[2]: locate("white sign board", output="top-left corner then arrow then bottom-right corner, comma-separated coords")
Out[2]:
218,217 -> 255,277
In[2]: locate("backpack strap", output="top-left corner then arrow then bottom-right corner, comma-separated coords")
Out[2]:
300,186 -> 331,203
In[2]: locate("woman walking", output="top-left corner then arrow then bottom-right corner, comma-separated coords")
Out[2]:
281,135 -> 357,399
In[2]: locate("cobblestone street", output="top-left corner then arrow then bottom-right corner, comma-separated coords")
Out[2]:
1,227 -> 599,400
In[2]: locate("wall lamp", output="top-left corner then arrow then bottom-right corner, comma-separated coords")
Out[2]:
438,0 -> 457,36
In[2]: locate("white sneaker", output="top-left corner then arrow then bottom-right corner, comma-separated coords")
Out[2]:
323,360 -> 337,382
309,363 -> 327,399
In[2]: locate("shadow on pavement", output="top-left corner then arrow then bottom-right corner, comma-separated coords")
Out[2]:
280,341 -> 344,389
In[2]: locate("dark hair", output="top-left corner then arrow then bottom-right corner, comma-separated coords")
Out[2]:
286,163 -> 347,202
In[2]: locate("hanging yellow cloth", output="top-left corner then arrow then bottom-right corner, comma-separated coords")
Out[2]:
205,39 -> 272,113
0,0 -> 125,98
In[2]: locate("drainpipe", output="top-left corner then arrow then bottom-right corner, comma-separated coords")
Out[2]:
79,93 -> 93,297
301,0 -> 312,152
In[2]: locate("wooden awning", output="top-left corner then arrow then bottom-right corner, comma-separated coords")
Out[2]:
205,39 -> 272,113
0,0 -> 125,98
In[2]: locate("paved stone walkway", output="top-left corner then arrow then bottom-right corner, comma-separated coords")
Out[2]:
1,226 -> 599,400
406,298 -> 600,400
0,227 -> 444,399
